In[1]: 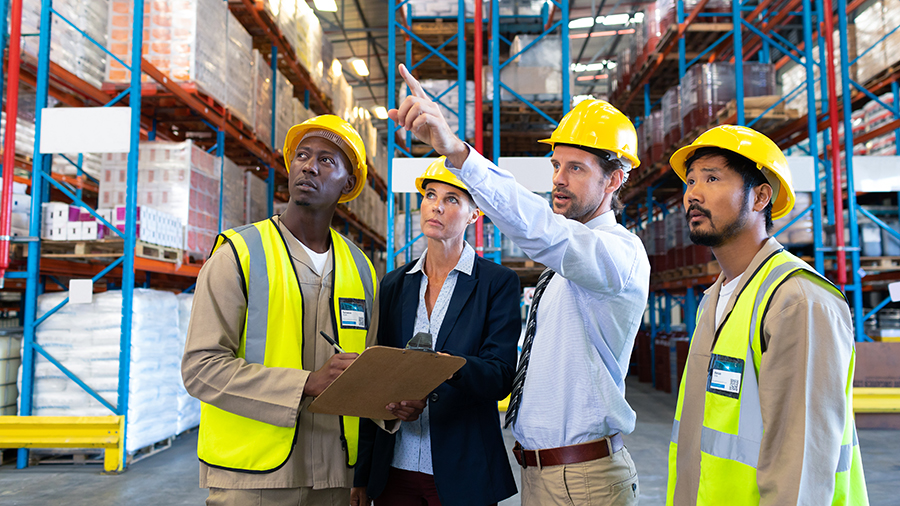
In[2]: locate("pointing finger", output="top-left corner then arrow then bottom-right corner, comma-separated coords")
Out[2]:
399,64 -> 428,99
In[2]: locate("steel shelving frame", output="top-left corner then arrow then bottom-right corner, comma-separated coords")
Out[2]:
386,0 -> 570,269
4,0 -> 385,470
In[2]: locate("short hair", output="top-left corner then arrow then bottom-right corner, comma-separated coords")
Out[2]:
555,143 -> 627,213
685,146 -> 773,231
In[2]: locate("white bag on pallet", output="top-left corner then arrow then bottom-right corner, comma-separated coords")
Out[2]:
175,292 -> 200,434
20,288 -> 182,453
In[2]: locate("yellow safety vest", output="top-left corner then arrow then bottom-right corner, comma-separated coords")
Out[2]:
667,249 -> 868,505
197,218 -> 376,472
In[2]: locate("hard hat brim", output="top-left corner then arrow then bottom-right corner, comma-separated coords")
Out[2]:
540,138 -> 642,169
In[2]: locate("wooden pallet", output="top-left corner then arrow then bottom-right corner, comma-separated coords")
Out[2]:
38,239 -> 181,264
658,261 -> 721,281
824,256 -> 900,272
716,96 -> 801,133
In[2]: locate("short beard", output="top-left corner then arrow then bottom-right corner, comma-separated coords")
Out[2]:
687,194 -> 750,248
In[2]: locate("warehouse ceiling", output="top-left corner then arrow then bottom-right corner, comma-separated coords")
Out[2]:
314,0 -> 656,136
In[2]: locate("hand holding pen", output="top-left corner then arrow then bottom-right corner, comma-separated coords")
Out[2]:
302,331 -> 358,397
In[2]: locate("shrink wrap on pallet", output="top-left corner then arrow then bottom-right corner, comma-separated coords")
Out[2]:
20,289 -> 181,453
253,50 -> 274,149
106,0 -> 228,107
175,292 -> 199,434
226,11 -> 255,127
221,156 -> 246,231
245,171 -> 269,223
99,140 -> 220,256
22,0 -> 109,89
275,70 -> 295,153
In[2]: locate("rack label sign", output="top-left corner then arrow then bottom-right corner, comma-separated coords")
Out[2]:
40,107 -> 133,154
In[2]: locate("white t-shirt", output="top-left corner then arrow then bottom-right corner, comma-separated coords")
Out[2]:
298,239 -> 329,276
715,273 -> 744,327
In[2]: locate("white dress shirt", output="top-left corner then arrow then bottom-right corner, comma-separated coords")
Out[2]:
391,243 -> 476,473
448,149 -> 651,449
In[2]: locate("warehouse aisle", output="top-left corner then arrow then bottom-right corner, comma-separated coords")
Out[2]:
1,378 -> 897,505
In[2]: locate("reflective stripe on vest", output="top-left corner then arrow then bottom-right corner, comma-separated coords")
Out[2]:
196,218 -> 375,472
667,250 -> 868,505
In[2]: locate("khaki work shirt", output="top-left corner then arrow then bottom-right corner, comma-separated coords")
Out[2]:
672,237 -> 855,505
181,216 -> 379,490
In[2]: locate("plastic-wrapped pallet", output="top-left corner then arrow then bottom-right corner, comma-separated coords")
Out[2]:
662,87 -> 681,148
294,98 -> 314,126
772,192 -> 814,244
175,292 -> 199,434
855,2 -> 890,84
275,70 -> 295,153
106,0 -> 228,107
331,72 -> 354,122
245,171 -> 269,223
226,12 -> 255,127
279,0 -> 300,54
99,141 -> 220,256
296,3 -> 325,92
1,331 -> 22,416
221,156 -> 246,230
253,49 -> 274,149
22,0 -> 109,89
21,289 -> 180,453
409,0 -> 488,17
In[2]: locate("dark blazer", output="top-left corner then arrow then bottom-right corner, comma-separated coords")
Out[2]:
354,254 -> 520,506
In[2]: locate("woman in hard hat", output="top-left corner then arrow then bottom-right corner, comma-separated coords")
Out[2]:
352,157 -> 520,506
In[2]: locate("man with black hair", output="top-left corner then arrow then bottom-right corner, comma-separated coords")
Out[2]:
389,64 -> 649,506
666,125 -> 867,505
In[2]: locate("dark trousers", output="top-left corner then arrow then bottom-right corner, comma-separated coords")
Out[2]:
374,467 -> 501,506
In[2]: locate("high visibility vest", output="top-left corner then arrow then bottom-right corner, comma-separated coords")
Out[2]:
667,249 -> 868,505
196,218 -> 376,472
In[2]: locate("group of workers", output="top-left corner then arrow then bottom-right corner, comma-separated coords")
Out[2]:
181,63 -> 869,506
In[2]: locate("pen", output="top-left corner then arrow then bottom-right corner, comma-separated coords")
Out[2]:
319,331 -> 346,354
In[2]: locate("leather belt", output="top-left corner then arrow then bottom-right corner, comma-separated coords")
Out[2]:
512,434 -> 624,468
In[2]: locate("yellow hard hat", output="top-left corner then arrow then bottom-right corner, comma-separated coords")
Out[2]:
415,157 -> 482,215
283,114 -> 368,203
539,99 -> 640,169
669,124 -> 795,220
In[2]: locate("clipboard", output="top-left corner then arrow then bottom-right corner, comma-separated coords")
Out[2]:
308,346 -> 466,420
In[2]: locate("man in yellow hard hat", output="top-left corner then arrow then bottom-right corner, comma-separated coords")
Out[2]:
666,124 -> 868,505
182,115 -> 422,505
391,64 -> 649,506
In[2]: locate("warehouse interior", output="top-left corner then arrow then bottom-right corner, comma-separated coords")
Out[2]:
0,0 -> 898,504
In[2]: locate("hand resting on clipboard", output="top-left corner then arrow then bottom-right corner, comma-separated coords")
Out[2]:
308,332 -> 466,420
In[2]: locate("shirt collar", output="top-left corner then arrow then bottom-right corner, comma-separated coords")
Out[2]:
584,209 -> 618,229
408,242 -> 476,276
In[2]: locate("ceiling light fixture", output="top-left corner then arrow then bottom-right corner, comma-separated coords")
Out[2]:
350,58 -> 369,77
373,106 -> 388,120
313,0 -> 338,12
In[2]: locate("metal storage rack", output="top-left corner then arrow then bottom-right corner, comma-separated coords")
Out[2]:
3,0 -> 387,470
385,0 -> 570,272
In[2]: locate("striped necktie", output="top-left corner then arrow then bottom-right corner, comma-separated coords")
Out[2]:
504,268 -> 555,429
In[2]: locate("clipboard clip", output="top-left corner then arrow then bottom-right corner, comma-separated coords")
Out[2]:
405,332 -> 436,353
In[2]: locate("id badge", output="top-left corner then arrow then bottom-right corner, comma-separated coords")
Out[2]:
706,354 -> 743,399
339,298 -> 367,330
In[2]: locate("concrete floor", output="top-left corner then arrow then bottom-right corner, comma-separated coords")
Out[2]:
1,379 -> 897,505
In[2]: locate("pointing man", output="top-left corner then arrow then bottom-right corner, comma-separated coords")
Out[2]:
390,64 -> 649,506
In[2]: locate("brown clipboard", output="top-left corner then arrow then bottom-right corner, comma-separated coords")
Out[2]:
307,346 -> 466,420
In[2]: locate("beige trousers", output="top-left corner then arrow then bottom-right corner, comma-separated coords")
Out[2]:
206,487 -> 350,506
520,446 -> 639,506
